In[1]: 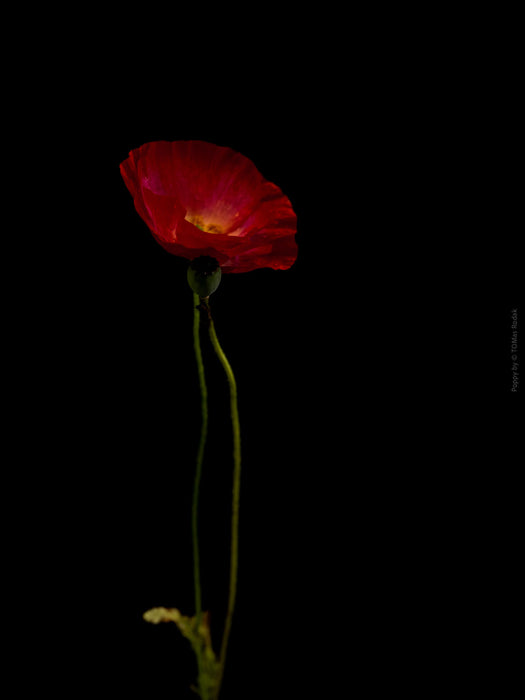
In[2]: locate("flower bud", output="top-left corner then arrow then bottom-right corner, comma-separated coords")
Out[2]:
187,256 -> 222,298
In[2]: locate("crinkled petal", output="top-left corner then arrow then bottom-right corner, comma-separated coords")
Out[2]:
120,140 -> 297,272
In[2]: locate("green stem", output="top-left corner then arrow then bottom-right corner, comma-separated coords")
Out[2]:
203,299 -> 241,700
192,292 -> 208,700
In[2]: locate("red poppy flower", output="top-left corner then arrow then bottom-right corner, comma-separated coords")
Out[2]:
120,140 -> 297,273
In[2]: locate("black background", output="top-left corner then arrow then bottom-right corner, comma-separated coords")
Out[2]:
11,10 -> 520,699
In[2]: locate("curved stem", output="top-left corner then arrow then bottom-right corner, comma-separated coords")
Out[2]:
192,292 -> 207,623
192,293 -> 209,700
203,300 -> 241,700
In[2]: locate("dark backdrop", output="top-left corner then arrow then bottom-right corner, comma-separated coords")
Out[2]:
16,14 -> 520,699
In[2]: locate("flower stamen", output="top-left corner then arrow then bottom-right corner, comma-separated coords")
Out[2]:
186,214 -> 224,235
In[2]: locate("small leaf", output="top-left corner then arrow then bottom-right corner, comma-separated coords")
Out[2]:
143,606 -> 221,699
143,607 -> 181,624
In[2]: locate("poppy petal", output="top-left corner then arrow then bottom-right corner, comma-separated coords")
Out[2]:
120,140 -> 297,272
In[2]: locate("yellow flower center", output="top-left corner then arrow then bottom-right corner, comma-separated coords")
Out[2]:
185,214 -> 224,235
